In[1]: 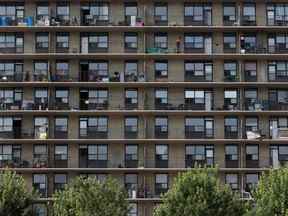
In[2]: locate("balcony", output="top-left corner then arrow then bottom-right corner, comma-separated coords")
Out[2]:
124,129 -> 138,139
79,129 -> 108,139
224,127 -> 240,139
154,126 -> 168,139
0,72 -> 23,82
185,127 -> 214,139
241,16 -> 256,26
0,159 -> 29,168
268,45 -> 288,54
225,158 -> 239,168
185,157 -> 214,168
125,158 -> 139,168
33,155 -> 49,168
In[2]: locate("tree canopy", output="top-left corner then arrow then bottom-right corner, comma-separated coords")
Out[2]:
53,176 -> 130,216
250,167 -> 288,216
0,169 -> 37,216
154,168 -> 248,216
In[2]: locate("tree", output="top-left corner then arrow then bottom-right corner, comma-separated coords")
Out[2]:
250,167 -> 288,216
0,169 -> 37,216
154,168 -> 249,216
53,176 -> 130,216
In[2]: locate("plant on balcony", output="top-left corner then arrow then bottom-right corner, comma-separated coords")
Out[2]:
154,167 -> 249,216
0,169 -> 38,216
53,176 -> 129,216
247,167 -> 288,216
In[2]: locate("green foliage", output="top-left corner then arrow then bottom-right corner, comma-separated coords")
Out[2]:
53,176 -> 130,216
154,168 -> 249,216
251,167 -> 288,216
0,169 -> 37,216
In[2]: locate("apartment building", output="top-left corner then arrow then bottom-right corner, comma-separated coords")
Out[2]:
1,0 -> 288,215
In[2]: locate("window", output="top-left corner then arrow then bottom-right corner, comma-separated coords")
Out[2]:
125,89 -> 138,109
128,203 -> 138,216
225,174 -> 238,190
0,88 -> 22,109
35,32 -> 49,51
240,34 -> 256,52
55,61 -> 69,81
125,61 -> 138,81
268,34 -> 288,53
223,33 -> 236,52
33,61 -> 49,81
155,144 -> 169,162
270,117 -> 288,138
267,4 -> 288,26
244,89 -> 258,110
88,144 -> 107,161
54,145 -> 68,161
268,61 -> 288,81
224,117 -> 239,138
154,33 -> 167,49
224,89 -> 238,110
125,144 -> 138,162
124,33 -> 138,50
0,3 -> 24,25
185,61 -> 213,81
125,2 -> 138,20
0,144 -> 21,165
245,174 -> 259,192
155,174 -> 168,195
125,117 -> 138,138
36,3 -> 49,22
34,88 -> 48,109
223,4 -> 236,25
80,61 -> 109,81
154,3 -> 168,24
33,174 -> 47,197
56,2 -> 70,23
242,4 -> 256,25
155,117 -> 168,138
185,144 -> 214,167
185,117 -> 214,138
184,3 -> 212,26
0,117 -> 12,132
33,144 -> 48,167
34,117 -> 48,139
0,61 -> 23,81
55,89 -> 69,109
56,32 -> 69,51
224,61 -> 237,81
244,62 -> 257,81
54,117 -> 68,138
184,34 -> 204,50
155,88 -> 168,109
79,144 -> 108,168
0,33 -> 23,52
270,145 -> 288,167
125,174 -> 138,198
155,61 -> 168,79
185,89 -> 205,105
81,2 -> 109,25
54,174 -> 67,191
245,117 -> 258,132
79,117 -> 108,138
80,89 -> 108,110
225,144 -> 238,168
246,145 -> 259,168
81,33 -> 108,52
